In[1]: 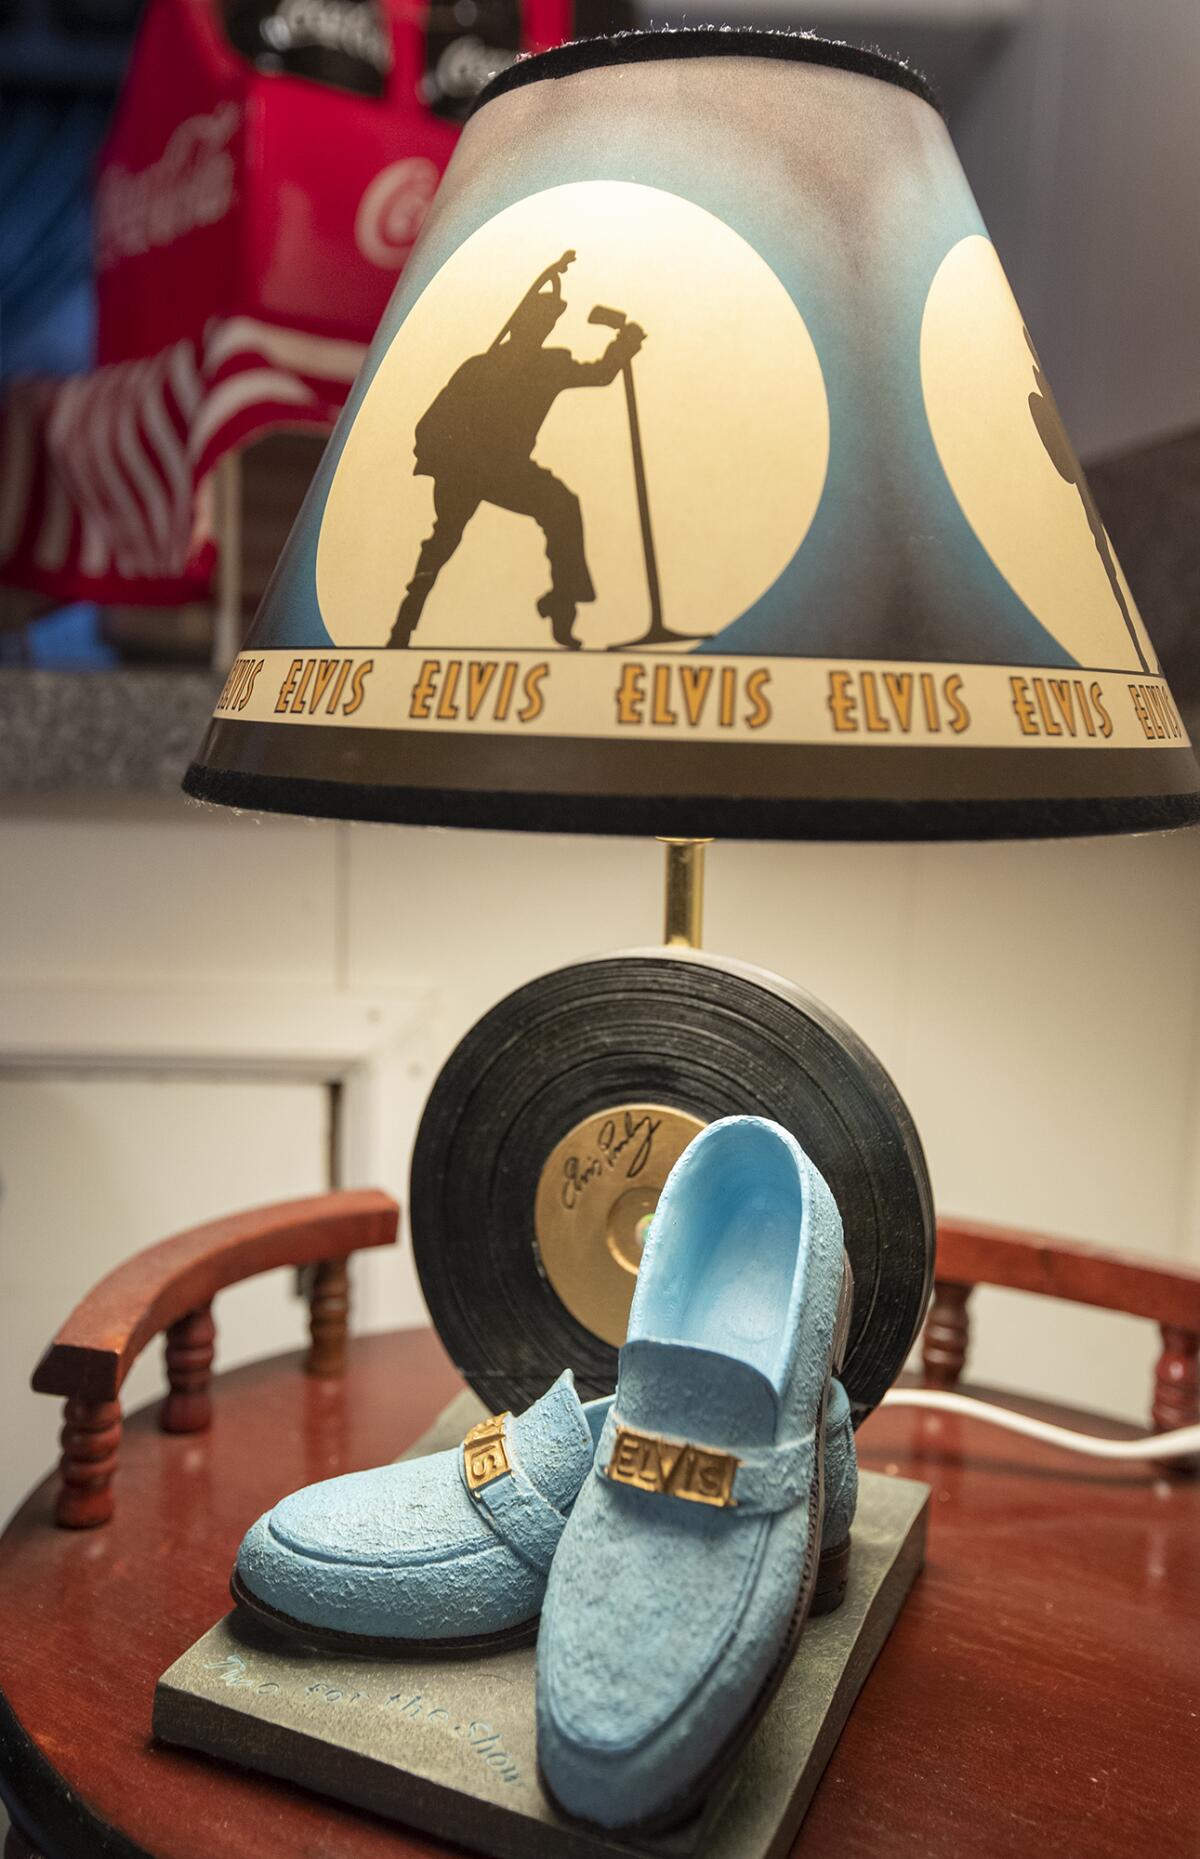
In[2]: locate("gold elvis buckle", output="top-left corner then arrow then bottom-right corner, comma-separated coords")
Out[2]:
606,1425 -> 739,1509
463,1413 -> 513,1491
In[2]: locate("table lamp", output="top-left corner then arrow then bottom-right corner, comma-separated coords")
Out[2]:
184,27 -> 1200,850
183,26 -> 1200,1402
167,48 -> 1200,1837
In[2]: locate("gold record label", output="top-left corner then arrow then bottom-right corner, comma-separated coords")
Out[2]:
534,1103 -> 707,1348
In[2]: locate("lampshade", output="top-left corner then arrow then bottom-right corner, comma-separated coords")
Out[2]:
184,28 -> 1200,840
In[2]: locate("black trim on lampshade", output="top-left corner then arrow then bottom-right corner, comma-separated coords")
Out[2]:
472,27 -> 941,118
183,762 -> 1200,843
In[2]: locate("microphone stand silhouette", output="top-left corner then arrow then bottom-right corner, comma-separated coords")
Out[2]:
589,305 -> 704,650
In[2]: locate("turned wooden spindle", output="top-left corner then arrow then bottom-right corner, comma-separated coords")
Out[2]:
922,1280 -> 973,1388
307,1257 -> 350,1377
1152,1324 -> 1199,1472
33,1191 -> 398,1530
162,1304 -> 216,1434
55,1398 -> 122,1529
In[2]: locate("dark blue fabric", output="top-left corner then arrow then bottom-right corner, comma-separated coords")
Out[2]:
0,93 -> 111,662
0,93 -> 108,379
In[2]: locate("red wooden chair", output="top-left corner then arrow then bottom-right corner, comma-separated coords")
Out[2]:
33,1200 -> 1200,1531
921,1217 -> 1200,1449
30,1190 -> 398,1528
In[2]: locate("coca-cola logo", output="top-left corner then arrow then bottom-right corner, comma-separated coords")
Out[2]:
259,0 -> 390,74
431,34 -> 518,104
96,104 -> 240,271
354,157 -> 439,268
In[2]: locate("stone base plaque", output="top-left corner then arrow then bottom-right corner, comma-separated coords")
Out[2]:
154,1397 -> 928,1859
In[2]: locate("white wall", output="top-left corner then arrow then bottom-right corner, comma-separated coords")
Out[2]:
0,1072 -> 328,1523
954,0 -> 1200,459
1,794 -> 1197,1472
0,791 -> 450,1526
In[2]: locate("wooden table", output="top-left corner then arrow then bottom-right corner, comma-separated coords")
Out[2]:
1,1328 -> 1197,1859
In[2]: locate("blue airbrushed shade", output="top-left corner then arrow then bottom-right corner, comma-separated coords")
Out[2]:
253,81 -> 1073,668
699,163 -> 1074,666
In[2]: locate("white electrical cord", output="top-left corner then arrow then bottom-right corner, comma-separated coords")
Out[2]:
880,1387 -> 1200,1462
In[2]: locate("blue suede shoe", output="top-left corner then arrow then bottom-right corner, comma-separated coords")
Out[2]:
232,1371 -> 607,1654
232,1364 -> 857,1656
537,1116 -> 853,1831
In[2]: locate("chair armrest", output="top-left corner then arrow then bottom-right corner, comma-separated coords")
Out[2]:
924,1217 -> 1200,1459
32,1189 -> 398,1402
30,1189 -> 399,1528
935,1217 -> 1200,1331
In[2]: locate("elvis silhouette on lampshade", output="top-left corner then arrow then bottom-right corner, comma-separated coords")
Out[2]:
390,253 -> 645,651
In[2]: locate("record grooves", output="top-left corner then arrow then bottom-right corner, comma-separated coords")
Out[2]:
410,949 -> 935,1425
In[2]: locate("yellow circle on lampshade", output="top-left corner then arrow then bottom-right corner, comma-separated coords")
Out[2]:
920,233 -> 1155,673
316,180 -> 830,652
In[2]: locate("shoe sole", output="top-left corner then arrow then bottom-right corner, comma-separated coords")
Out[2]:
229,1568 -> 540,1659
810,1534 -> 852,1617
541,1248 -> 856,1836
230,1509 -> 850,1664
230,1517 -> 851,1666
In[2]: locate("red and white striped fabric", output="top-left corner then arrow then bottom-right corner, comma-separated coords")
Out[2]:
0,317 -> 364,606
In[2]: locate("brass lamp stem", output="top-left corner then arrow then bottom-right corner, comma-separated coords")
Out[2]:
660,838 -> 713,949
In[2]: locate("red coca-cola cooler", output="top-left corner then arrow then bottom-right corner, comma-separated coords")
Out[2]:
0,0 -> 610,609
96,0 -> 574,364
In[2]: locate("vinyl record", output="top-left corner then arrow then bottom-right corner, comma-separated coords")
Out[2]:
410,948 -> 934,1425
